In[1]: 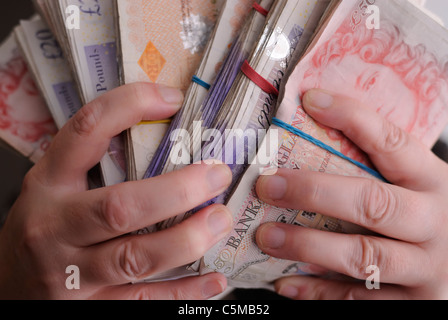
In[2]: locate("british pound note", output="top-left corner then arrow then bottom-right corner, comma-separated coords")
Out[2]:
192,0 -> 332,213
49,0 -> 126,187
117,0 -> 222,180
202,0 -> 448,288
15,18 -> 83,129
146,0 -> 260,178
0,33 -> 57,163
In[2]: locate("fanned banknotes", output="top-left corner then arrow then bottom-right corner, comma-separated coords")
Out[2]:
15,17 -> 83,130
145,0 -> 267,180
116,0 -> 225,181
200,0 -> 448,288
33,0 -> 126,187
148,0 -> 333,232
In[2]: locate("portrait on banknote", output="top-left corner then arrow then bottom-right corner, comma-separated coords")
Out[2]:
0,50 -> 56,144
295,20 -> 448,152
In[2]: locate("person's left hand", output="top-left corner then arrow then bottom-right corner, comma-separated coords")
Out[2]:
255,89 -> 448,300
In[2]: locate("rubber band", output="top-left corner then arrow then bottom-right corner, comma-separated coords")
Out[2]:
192,75 -> 211,90
241,60 -> 279,96
138,119 -> 172,126
272,117 -> 387,182
253,2 -> 269,16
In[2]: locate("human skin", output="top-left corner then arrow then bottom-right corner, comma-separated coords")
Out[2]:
256,89 -> 448,300
0,82 -> 233,300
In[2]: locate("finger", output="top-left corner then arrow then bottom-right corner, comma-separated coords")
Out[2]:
39,83 -> 183,187
302,89 -> 448,190
61,162 -> 232,246
79,205 -> 232,286
256,223 -> 429,287
256,169 -> 436,243
275,276 -> 410,300
93,273 -> 227,300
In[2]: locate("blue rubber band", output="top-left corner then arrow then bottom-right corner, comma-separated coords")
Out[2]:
192,75 -> 211,90
272,117 -> 387,182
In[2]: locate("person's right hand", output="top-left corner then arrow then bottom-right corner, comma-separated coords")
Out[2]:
0,83 -> 233,300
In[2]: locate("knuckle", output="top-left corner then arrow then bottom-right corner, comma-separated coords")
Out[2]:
101,189 -> 132,234
18,216 -> 48,262
377,121 -> 408,154
347,236 -> 383,280
342,288 -> 358,301
130,82 -> 150,107
132,285 -> 196,300
165,287 -> 192,300
173,223 -> 207,261
309,281 -> 331,300
359,181 -> 396,228
175,181 -> 197,209
182,229 -> 206,260
21,170 -> 38,194
117,240 -> 153,281
133,288 -> 152,300
71,101 -> 102,138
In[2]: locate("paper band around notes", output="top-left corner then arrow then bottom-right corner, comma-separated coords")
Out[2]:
272,117 -> 387,182
253,2 -> 269,16
192,75 -> 211,90
241,60 -> 279,96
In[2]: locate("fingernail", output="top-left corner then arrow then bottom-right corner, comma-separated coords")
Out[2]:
305,90 -> 334,109
208,208 -> 232,237
207,164 -> 232,193
258,224 -> 285,249
258,175 -> 287,201
278,285 -> 299,299
202,278 -> 226,299
157,85 -> 184,105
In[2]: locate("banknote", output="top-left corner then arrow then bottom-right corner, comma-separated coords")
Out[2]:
116,0 -> 223,180
15,18 -> 83,129
201,0 -> 448,288
143,0 -> 332,257
0,32 -> 57,163
193,0 -> 332,211
35,0 -> 126,187
146,0 -> 272,179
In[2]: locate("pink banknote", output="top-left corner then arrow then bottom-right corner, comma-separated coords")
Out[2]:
121,0 -> 220,90
0,33 -> 56,163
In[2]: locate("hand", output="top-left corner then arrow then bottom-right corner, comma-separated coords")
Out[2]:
255,89 -> 448,300
0,83 -> 233,300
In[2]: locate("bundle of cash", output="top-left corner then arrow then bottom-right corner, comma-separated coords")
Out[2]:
200,0 -> 448,288
145,0 -> 333,233
116,0 -> 269,182
1,0 -> 448,289
145,0 -> 272,179
32,0 -> 125,187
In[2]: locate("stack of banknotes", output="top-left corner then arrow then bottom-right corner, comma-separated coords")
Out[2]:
1,0 -> 448,288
